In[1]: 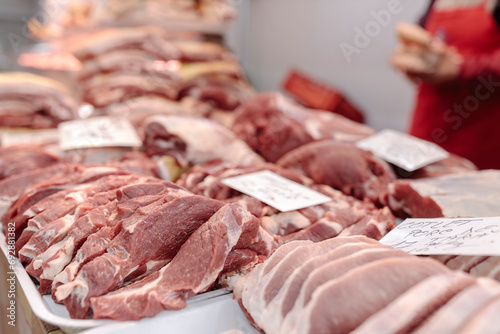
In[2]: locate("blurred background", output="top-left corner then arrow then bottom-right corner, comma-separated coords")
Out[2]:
0,0 -> 429,132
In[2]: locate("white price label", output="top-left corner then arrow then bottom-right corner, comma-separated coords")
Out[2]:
356,129 -> 449,172
58,117 -> 142,151
221,170 -> 331,212
380,217 -> 500,256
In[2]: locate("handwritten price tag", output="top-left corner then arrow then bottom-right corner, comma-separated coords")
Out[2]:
221,170 -> 331,212
58,117 -> 142,151
356,129 -> 449,172
380,217 -> 500,256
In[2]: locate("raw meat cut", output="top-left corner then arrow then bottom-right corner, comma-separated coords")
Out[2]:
0,72 -> 78,128
231,93 -> 375,162
32,181 -> 189,294
244,237 -> 385,332
101,96 -> 210,127
51,183 -> 185,295
351,272 -> 475,334
18,174 -> 153,264
177,160 -> 396,243
93,0 -> 235,27
77,49 -> 179,81
452,296 -> 500,333
178,74 -> 255,111
177,160 -> 313,201
234,236 -> 500,334
173,40 -> 234,62
276,140 -> 395,204
0,164 -> 78,219
258,243 -> 384,334
81,73 -> 180,108
6,167 -> 131,244
54,193 -> 223,318
287,257 -> 447,334
142,115 -> 265,167
0,145 -> 60,180
67,26 -> 181,62
90,203 -> 261,320
412,278 -> 500,334
385,170 -> 500,218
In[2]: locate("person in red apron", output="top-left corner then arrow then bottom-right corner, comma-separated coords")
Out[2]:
393,0 -> 500,169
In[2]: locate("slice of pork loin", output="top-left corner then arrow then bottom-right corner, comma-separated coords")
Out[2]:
260,244 -> 410,334
246,236 -> 381,328
281,244 -> 412,333
412,278 -> 500,334
455,295 -> 500,334
351,272 -> 475,334
276,140 -> 395,204
288,257 -> 448,334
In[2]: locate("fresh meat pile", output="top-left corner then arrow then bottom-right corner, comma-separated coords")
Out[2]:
142,115 -> 265,167
0,72 -> 78,128
95,0 -> 236,26
276,140 -> 396,205
177,160 -> 396,245
68,26 -> 255,123
1,162 -> 270,319
231,93 -> 375,162
384,170 -> 500,218
234,236 -> 500,334
0,145 -> 61,180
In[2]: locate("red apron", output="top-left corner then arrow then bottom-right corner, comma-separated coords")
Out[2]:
408,0 -> 500,169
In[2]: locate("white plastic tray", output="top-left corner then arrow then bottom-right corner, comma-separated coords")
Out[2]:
80,293 -> 260,334
0,231 -> 248,333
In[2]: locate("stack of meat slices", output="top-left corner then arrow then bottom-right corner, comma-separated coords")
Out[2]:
1,162 -> 271,320
231,93 -> 375,163
234,236 -> 500,334
68,26 -> 255,124
0,72 -> 78,129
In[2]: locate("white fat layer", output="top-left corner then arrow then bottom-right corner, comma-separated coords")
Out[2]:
54,271 -> 89,304
65,191 -> 87,203
41,239 -> 75,280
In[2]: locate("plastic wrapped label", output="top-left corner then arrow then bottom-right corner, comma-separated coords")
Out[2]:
356,129 -> 449,172
221,170 -> 331,212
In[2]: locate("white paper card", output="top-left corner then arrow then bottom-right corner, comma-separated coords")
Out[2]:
356,129 -> 450,172
58,117 -> 142,151
380,217 -> 500,256
1,129 -> 59,147
221,170 -> 331,212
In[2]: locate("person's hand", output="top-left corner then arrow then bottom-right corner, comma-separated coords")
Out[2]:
391,42 -> 463,85
390,23 -> 463,85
